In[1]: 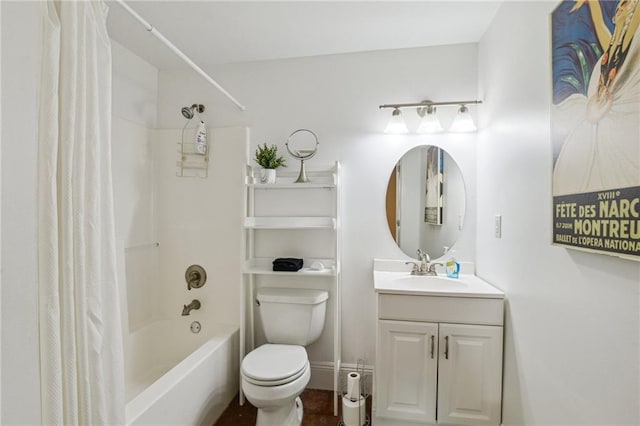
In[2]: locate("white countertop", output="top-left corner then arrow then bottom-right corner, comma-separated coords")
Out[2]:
373,259 -> 504,299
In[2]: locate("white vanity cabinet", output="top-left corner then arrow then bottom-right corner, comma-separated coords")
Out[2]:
377,320 -> 439,423
437,323 -> 503,425
375,290 -> 504,426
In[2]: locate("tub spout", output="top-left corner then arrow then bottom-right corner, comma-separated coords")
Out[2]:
182,299 -> 201,316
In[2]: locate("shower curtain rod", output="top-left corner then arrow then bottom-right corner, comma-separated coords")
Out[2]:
113,0 -> 246,111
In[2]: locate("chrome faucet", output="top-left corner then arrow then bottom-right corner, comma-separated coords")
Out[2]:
181,299 -> 201,316
405,249 -> 443,276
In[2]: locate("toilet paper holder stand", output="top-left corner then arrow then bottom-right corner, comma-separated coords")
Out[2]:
338,360 -> 370,426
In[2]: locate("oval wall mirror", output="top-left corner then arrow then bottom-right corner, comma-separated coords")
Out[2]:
386,145 -> 466,259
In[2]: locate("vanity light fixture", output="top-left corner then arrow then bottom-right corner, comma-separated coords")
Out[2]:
380,99 -> 482,133
449,105 -> 477,133
416,105 -> 444,134
384,108 -> 409,134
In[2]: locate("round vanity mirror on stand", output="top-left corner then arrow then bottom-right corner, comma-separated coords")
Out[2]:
386,145 -> 466,259
286,129 -> 319,183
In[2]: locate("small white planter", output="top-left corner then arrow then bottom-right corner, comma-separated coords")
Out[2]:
260,168 -> 277,184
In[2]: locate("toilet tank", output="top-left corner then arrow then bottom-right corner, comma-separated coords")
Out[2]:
257,287 -> 329,346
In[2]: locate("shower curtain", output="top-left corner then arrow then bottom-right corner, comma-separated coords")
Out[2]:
38,1 -> 124,424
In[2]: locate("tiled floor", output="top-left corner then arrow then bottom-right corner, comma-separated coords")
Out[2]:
214,389 -> 370,426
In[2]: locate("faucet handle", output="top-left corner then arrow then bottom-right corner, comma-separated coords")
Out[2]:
428,262 -> 443,273
405,261 -> 420,274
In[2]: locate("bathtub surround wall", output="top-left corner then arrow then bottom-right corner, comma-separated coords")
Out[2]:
117,125 -> 247,421
152,126 -> 247,329
118,125 -> 246,422
111,40 -> 160,333
112,117 -> 159,331
157,43 -> 479,376
478,2 -> 640,424
110,40 -> 246,415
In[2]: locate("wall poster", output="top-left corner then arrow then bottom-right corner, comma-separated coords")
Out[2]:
425,146 -> 444,225
551,0 -> 640,260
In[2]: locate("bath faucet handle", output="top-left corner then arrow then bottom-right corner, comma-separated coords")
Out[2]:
188,270 -> 200,284
185,265 -> 207,290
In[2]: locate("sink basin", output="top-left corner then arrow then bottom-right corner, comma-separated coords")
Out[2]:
373,262 -> 504,298
394,275 -> 467,290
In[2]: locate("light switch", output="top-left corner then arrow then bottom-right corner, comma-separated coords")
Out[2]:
494,215 -> 502,238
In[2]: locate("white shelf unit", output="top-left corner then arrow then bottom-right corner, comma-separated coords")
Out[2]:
240,162 -> 342,416
243,216 -> 336,229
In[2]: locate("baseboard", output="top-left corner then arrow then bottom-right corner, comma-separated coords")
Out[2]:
308,361 -> 374,395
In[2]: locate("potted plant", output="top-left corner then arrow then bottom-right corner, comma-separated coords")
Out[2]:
254,143 -> 286,184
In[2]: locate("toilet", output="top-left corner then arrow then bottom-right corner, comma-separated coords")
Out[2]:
241,287 -> 329,426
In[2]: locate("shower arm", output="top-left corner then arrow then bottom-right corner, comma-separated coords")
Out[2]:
113,0 -> 246,112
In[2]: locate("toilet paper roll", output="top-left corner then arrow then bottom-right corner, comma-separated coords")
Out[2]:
342,395 -> 366,426
346,372 -> 360,401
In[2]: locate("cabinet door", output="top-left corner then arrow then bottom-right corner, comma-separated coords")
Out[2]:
377,320 -> 438,423
437,323 -> 503,426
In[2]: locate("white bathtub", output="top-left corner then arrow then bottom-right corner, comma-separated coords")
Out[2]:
125,320 -> 239,425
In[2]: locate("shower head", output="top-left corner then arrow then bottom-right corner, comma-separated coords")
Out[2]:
181,104 -> 205,120
181,106 -> 194,119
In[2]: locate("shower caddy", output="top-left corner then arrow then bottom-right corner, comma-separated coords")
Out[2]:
176,103 -> 209,178
240,161 -> 342,415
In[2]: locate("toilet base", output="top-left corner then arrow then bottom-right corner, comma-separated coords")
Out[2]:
256,396 -> 303,426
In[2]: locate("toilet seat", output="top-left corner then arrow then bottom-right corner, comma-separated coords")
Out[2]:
242,344 -> 308,386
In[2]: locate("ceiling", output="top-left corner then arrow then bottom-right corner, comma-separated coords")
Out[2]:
106,1 -> 503,69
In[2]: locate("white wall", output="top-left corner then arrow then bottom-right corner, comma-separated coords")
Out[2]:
0,1 -> 42,424
478,2 -> 640,424
157,44 -> 479,367
112,40 -> 158,129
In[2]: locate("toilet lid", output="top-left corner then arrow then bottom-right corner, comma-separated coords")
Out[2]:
242,344 -> 308,385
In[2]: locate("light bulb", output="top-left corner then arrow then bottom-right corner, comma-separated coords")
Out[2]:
449,105 -> 476,133
384,108 -> 409,134
416,106 -> 443,133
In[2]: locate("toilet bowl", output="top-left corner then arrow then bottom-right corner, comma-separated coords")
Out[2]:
241,344 -> 310,426
241,288 -> 329,426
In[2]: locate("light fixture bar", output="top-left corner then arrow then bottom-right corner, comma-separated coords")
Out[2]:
379,100 -> 482,110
